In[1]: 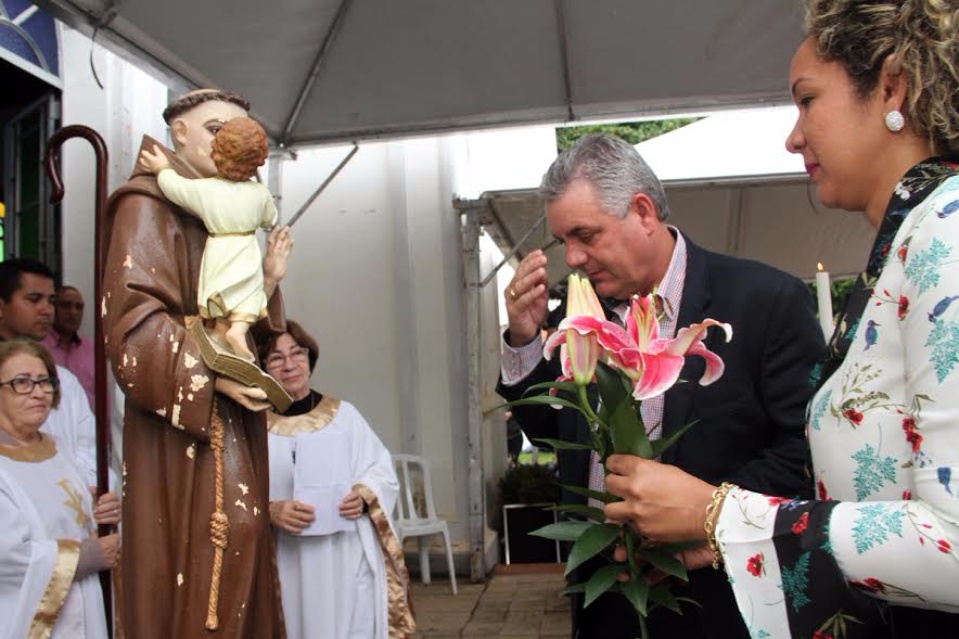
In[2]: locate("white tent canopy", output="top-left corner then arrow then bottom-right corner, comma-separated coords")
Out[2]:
35,0 -> 804,146
636,106 -> 807,182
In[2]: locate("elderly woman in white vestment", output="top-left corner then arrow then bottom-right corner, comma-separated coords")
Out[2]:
257,321 -> 415,639
0,339 -> 120,638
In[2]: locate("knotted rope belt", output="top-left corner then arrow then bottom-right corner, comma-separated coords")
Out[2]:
206,399 -> 229,630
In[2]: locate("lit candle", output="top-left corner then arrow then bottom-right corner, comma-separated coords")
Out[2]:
816,263 -> 834,340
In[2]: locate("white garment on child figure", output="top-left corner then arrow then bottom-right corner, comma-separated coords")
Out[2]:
156,170 -> 277,321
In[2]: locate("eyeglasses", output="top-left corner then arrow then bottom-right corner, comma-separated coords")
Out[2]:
0,376 -> 59,395
265,348 -> 309,370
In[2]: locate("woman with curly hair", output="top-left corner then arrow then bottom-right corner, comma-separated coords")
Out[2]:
139,116 -> 279,361
601,1 -> 959,636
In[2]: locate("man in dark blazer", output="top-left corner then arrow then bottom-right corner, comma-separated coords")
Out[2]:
497,133 -> 823,639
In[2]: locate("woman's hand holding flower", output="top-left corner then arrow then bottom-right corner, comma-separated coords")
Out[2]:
604,454 -> 714,544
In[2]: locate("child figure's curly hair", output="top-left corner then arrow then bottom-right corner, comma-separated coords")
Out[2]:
211,117 -> 269,182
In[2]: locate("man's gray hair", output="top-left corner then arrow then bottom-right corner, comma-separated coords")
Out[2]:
539,133 -> 670,221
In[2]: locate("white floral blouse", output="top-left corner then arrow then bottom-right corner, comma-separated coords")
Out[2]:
716,160 -> 959,638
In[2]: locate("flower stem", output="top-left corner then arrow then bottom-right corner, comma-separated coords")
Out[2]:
577,384 -> 600,425
638,611 -> 649,639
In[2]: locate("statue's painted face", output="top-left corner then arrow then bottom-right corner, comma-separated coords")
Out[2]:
170,100 -> 248,178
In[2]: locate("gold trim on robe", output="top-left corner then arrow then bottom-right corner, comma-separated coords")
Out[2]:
0,433 -> 57,463
29,539 -> 81,638
354,484 -> 416,638
266,395 -> 341,436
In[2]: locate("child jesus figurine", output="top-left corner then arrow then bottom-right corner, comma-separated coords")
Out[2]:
139,116 -> 277,362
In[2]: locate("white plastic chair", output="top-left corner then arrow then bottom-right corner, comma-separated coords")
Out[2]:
392,454 -> 458,595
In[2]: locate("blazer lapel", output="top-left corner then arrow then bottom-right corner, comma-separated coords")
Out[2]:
662,238 -> 710,464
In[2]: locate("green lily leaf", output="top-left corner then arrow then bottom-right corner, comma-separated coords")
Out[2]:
649,585 -> 682,614
506,395 -> 584,412
561,583 -> 587,596
523,380 -> 581,397
608,398 -> 652,459
565,523 -> 621,576
532,438 -> 593,451
594,361 -> 652,459
621,576 -> 650,617
584,563 -> 626,608
650,420 -> 698,457
591,427 -> 611,461
594,361 -> 632,407
530,520 -> 592,541
562,484 -> 620,504
547,503 -> 607,522
642,548 -> 688,581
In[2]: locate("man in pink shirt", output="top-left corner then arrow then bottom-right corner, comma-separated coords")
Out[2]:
43,284 -> 94,408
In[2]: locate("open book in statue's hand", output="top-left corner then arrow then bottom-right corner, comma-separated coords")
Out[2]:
189,318 -> 293,412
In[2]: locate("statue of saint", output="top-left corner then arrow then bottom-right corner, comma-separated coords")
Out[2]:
102,89 -> 290,638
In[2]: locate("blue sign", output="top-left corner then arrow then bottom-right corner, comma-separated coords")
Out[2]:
0,0 -> 60,82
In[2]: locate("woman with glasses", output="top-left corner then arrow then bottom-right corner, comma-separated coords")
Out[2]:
256,321 -> 414,639
0,339 -> 120,637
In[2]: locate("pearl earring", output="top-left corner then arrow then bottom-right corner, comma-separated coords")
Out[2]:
885,110 -> 905,133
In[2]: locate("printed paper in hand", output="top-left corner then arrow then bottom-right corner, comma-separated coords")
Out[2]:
293,427 -> 353,536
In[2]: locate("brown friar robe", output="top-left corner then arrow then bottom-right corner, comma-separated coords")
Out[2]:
102,135 -> 286,638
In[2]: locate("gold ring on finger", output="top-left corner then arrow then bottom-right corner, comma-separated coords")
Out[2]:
509,288 -> 517,299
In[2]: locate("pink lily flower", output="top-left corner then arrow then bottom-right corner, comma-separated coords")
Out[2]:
543,273 -> 611,386
597,294 -> 732,400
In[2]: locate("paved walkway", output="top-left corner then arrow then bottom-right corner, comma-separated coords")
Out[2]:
412,564 -> 570,638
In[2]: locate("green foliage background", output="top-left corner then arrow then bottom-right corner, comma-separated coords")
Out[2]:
556,118 -> 701,152
497,462 -> 561,505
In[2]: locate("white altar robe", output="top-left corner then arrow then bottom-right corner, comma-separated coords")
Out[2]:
0,436 -> 108,638
268,397 -> 400,639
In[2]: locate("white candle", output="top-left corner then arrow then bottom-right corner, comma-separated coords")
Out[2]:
816,263 -> 834,340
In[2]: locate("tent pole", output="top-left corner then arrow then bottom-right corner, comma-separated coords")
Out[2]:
461,202 -> 487,582
281,0 -> 353,145
286,144 -> 359,227
553,0 -> 575,122
478,212 -> 548,289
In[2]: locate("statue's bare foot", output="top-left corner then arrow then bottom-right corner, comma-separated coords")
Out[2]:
226,334 -> 256,362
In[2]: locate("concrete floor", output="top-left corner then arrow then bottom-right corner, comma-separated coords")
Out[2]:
411,564 -> 570,638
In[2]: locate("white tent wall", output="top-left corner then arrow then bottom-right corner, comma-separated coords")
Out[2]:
277,140 -> 469,529
666,182 -> 874,280
59,24 -> 168,332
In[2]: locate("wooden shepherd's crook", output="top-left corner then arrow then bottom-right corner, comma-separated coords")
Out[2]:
43,125 -> 113,637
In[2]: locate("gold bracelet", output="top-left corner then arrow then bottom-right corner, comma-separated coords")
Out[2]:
704,482 -> 736,570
